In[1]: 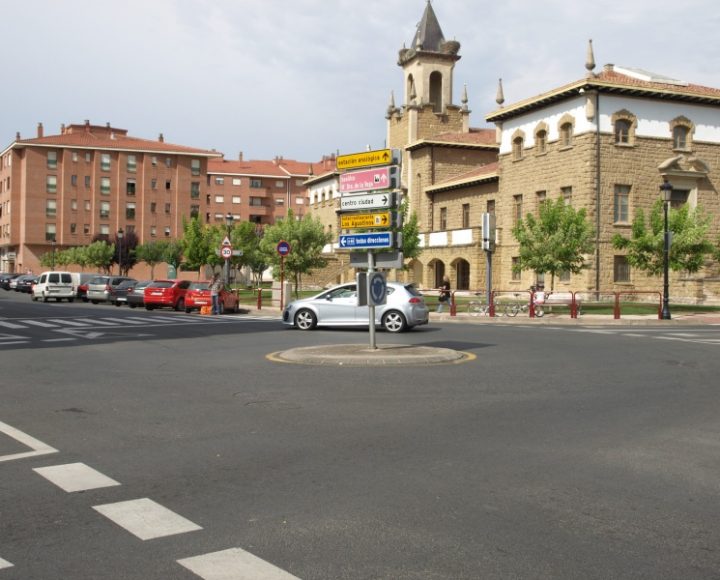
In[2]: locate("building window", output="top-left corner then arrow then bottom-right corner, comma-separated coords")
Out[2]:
165,157 -> 172,168
164,203 -> 171,214
127,155 -> 137,173
511,257 -> 521,281
45,224 -> 56,241
165,180 -> 171,191
536,190 -> 547,212
670,189 -> 690,210
462,203 -> 470,228
191,182 -> 200,198
72,152 -> 78,163
215,177 -> 224,185
275,180 -> 284,188
560,122 -> 573,147
151,156 -> 158,166
615,119 -> 631,144
126,202 -> 136,220
151,178 -> 157,190
512,136 -> 524,160
250,179 -> 262,188
487,199 -> 495,214
439,207 -> 447,230
71,174 -> 78,186
536,129 -> 547,154
232,178 -> 241,186
84,175 -> 91,188
70,223 -> 77,234
275,197 -> 285,206
232,196 -> 241,204
126,179 -> 136,196
85,152 -> 92,163
164,226 -> 171,237
47,151 -> 58,169
46,199 -> 57,217
47,175 -> 57,193
673,126 -> 689,150
150,202 -> 157,213
614,255 -> 630,283
84,200 -> 91,211
191,159 -> 201,176
614,184 -> 630,223
71,199 -> 78,211
249,197 -> 263,206
561,186 -> 572,205
295,197 -> 304,205
101,177 -> 110,195
150,226 -> 157,237
190,205 -> 200,218
559,269 -> 571,282
214,195 -> 224,203
100,224 -> 110,236
99,201 -> 110,218
101,153 -> 111,171
513,195 -> 523,223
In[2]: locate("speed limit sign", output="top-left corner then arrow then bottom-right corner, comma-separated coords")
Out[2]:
221,246 -> 232,259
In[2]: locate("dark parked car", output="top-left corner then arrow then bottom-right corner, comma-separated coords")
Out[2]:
0,273 -> 22,290
14,274 -> 38,293
111,279 -> 140,306
144,279 -> 191,311
125,280 -> 153,309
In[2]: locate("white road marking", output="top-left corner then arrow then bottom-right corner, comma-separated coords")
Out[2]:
0,421 -> 58,463
177,547 -> 300,580
42,338 -> 77,343
93,498 -> 202,540
0,556 -> 13,569
0,320 -> 25,329
98,317 -> 147,324
47,318 -> 93,326
34,463 -> 121,493
73,318 -> 120,326
53,329 -> 105,339
0,341 -> 28,346
18,319 -> 57,327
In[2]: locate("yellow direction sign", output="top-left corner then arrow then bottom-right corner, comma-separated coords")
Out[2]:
340,211 -> 392,229
336,149 -> 395,171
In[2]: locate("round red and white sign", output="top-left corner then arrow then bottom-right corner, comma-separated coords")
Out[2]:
221,246 -> 232,259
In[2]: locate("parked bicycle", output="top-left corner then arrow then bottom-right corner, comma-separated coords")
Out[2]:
466,293 -> 491,316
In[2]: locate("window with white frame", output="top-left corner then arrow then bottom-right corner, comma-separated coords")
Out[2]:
232,196 -> 241,204
232,178 -> 241,186
47,151 -> 58,169
191,159 -> 201,176
275,197 -> 285,205
46,175 -> 57,193
101,177 -> 110,195
127,155 -> 137,173
99,201 -> 110,218
215,177 -> 224,185
215,195 -> 224,203
126,202 -> 136,220
100,224 -> 110,236
101,153 -> 111,171
46,199 -> 57,217
45,223 -> 56,241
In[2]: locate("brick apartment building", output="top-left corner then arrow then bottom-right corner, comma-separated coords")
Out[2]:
0,121 -> 221,274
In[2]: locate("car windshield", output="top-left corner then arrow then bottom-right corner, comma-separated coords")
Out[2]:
189,282 -> 210,290
116,281 -> 135,289
88,277 -> 108,284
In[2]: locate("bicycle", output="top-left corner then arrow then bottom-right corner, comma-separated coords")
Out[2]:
466,293 -> 491,316
503,293 -> 545,317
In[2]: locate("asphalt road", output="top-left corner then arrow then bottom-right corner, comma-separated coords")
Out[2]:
2,289 -> 720,579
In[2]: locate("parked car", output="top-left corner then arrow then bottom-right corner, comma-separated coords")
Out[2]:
14,274 -> 38,293
31,271 -> 76,302
125,280 -> 153,309
184,281 -> 239,314
282,281 -> 430,333
111,279 -> 140,306
0,273 -> 22,290
86,276 -> 136,304
143,279 -> 191,311
71,273 -> 104,300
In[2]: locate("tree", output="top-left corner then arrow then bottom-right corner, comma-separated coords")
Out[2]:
399,199 -> 422,265
84,241 -> 115,273
114,230 -> 138,276
260,210 -> 332,297
234,221 -> 268,286
182,216 -> 212,273
135,241 -> 169,278
612,199 -> 714,276
162,240 -> 184,272
512,198 -> 595,290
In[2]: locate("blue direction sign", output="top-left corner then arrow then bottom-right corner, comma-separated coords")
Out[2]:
339,232 -> 393,250
368,272 -> 387,306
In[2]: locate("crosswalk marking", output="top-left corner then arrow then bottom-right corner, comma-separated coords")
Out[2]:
0,320 -> 26,329
97,317 -> 147,325
34,463 -> 121,493
13,319 -> 57,327
47,318 -> 93,326
0,420 -> 58,463
93,498 -> 203,540
0,556 -> 13,570
177,547 -> 300,580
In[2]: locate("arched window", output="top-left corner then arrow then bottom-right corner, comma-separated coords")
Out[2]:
560,122 -> 573,147
673,126 -> 689,149
615,119 -> 631,144
429,71 -> 443,112
536,129 -> 547,154
512,136 -> 524,160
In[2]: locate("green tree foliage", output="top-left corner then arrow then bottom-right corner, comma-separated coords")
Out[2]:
612,200 -> 714,275
233,221 -> 268,286
260,210 -> 332,297
512,197 -> 595,290
182,216 -> 211,272
399,199 -> 422,266
135,241 -> 170,278
162,240 -> 185,271
114,230 -> 138,276
83,241 -> 115,273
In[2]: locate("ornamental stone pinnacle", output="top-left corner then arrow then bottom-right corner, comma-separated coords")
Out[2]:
586,39 -> 596,77
496,78 -> 505,107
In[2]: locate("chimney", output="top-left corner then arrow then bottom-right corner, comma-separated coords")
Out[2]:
106,122 -> 111,128
158,133 -> 164,142
604,63 -> 614,73
37,123 -> 44,138
238,152 -> 243,161
84,120 -> 90,133
60,123 -> 66,134
15,131 -> 20,141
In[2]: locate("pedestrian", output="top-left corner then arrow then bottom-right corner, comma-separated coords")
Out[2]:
210,273 -> 222,315
437,275 -> 451,313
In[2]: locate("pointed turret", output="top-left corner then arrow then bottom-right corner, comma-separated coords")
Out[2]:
585,39 -> 596,78
411,1 -> 445,52
496,78 -> 505,107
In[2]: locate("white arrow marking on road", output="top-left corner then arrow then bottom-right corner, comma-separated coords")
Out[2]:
54,329 -> 106,339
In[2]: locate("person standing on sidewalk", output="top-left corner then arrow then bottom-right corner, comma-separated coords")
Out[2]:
210,273 -> 223,315
437,275 -> 451,313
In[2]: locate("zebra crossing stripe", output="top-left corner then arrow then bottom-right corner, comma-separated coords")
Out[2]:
177,547 -> 300,580
0,320 -> 26,329
13,319 -> 57,328
47,318 -> 92,326
34,463 -> 121,493
97,317 -> 147,325
93,498 -> 202,540
0,556 -> 13,569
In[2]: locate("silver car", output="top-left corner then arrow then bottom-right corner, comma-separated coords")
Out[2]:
86,275 -> 136,304
282,281 -> 429,333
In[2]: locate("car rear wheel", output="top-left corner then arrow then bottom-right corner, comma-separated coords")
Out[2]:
294,309 -> 317,330
68,298 -> 74,303
185,307 -> 192,314
145,305 -> 155,310
91,300 -> 99,304
174,298 -> 185,312
382,310 -> 407,333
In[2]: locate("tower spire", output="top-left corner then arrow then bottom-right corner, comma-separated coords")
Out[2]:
585,39 -> 596,77
496,78 -> 505,107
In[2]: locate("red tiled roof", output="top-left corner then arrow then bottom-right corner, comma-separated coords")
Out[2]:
15,123 -> 219,156
208,157 -> 315,178
486,66 -> 720,122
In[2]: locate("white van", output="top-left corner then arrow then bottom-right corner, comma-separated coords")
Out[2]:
31,271 -> 76,302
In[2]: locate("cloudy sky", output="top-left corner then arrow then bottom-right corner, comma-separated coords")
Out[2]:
2,0 -> 719,163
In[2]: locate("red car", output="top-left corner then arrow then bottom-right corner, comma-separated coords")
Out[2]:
185,281 -> 239,314
143,279 -> 191,311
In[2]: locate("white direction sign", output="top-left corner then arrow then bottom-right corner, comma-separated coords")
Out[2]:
339,192 -> 395,211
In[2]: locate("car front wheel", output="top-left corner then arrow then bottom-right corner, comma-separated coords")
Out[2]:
174,298 -> 185,312
294,309 -> 317,330
382,310 -> 407,333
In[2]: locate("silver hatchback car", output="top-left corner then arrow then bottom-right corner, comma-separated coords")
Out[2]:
282,281 -> 429,333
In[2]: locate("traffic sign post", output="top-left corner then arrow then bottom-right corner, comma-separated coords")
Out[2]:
276,240 -> 291,310
339,165 -> 399,194
339,232 -> 394,250
336,148 -> 399,171
340,211 -> 392,229
339,191 -> 395,211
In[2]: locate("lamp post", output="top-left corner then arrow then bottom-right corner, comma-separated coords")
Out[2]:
659,179 -> 673,320
224,213 -> 234,284
117,228 -> 124,276
50,236 -> 56,269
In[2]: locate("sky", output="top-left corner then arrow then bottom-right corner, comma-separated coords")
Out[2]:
2,0 -> 719,163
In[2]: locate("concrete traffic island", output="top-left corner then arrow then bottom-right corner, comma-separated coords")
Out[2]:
267,343 -> 471,366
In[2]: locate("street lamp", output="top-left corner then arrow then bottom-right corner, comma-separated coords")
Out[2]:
117,228 -> 124,276
659,179 -> 673,320
224,213 -> 234,284
50,236 -> 56,269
